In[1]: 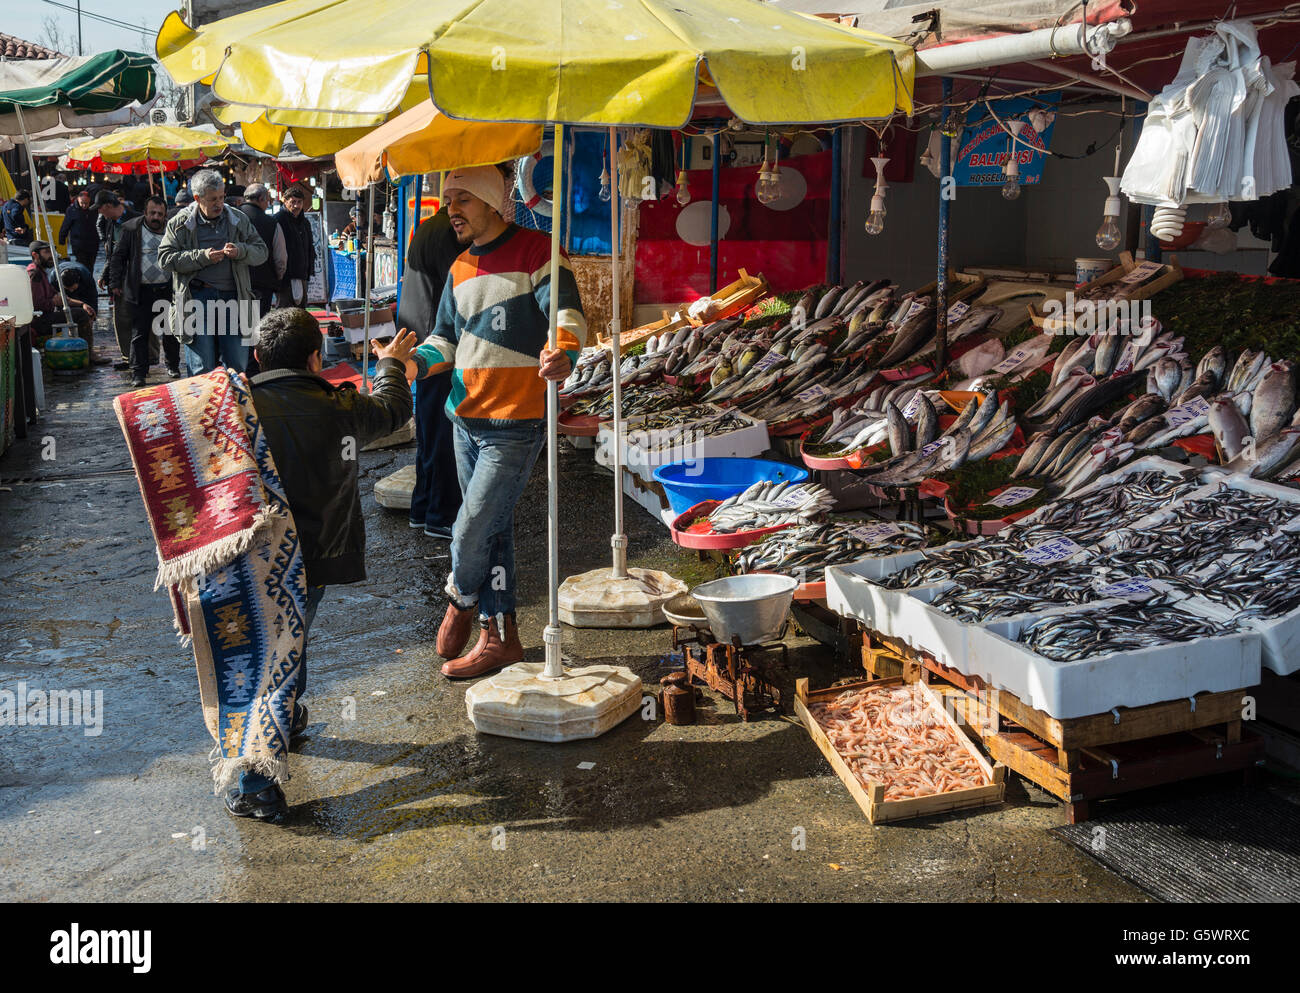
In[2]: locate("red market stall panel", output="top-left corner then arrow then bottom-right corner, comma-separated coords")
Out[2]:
635,150 -> 830,303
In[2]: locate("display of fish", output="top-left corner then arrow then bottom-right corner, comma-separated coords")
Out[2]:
703,480 -> 836,533
734,520 -> 927,578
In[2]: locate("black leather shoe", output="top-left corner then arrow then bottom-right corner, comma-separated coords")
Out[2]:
224,784 -> 288,822
166,365 -> 182,379
130,375 -> 146,388
424,524 -> 453,540
113,358 -> 130,370
291,702 -> 309,740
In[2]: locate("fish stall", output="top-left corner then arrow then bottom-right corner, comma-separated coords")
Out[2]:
556,262 -> 1300,823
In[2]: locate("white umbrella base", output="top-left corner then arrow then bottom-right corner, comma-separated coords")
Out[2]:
558,567 -> 688,628
373,464 -> 416,510
465,662 -> 643,742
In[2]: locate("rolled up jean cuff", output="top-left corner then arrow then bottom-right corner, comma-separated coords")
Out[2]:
445,573 -> 477,610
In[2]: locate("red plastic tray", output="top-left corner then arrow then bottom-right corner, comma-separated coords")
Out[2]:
558,411 -> 605,436
669,499 -> 799,550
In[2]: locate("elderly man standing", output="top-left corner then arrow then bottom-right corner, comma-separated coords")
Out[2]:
108,195 -> 181,386
273,185 -> 316,308
158,169 -> 268,375
403,166 -> 584,679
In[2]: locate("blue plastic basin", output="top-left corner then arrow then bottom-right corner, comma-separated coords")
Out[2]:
653,458 -> 809,517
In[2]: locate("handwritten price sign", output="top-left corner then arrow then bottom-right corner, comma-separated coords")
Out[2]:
984,486 -> 1040,508
848,522 -> 903,544
1020,536 -> 1089,565
1164,395 -> 1211,429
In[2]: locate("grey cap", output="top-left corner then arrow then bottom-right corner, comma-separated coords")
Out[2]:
175,188 -> 193,205
29,239 -> 49,252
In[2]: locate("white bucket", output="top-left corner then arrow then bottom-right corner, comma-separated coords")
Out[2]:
1075,257 -> 1111,286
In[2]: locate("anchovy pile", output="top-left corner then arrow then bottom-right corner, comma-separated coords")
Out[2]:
1020,602 -> 1236,662
734,520 -> 927,577
928,560 -> 1103,622
704,480 -> 835,533
1001,470 -> 1202,547
567,382 -> 687,418
1195,529 -> 1300,618
625,407 -> 754,446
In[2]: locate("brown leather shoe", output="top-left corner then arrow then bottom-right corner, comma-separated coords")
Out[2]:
436,601 -> 477,659
441,614 -> 524,680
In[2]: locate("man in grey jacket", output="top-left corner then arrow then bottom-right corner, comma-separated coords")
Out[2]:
158,169 -> 269,375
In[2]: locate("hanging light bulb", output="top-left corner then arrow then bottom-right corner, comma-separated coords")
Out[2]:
1001,142 -> 1022,201
865,155 -> 889,235
767,140 -> 787,202
1206,201 -> 1232,229
1095,176 -> 1123,251
675,169 -> 691,206
755,160 -> 772,204
598,165 -> 612,203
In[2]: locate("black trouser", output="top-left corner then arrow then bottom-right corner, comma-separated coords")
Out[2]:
409,370 -> 462,530
129,284 -> 180,378
69,241 -> 96,269
277,279 -> 308,309
13,324 -> 36,436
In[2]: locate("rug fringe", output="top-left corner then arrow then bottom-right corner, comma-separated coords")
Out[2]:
209,752 -> 292,795
154,505 -> 285,592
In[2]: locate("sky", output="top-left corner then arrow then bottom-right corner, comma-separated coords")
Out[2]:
7,0 -> 179,58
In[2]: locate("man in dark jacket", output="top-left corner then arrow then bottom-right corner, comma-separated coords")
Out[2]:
3,189 -> 33,245
96,191 -> 141,367
107,195 -> 181,386
238,183 -> 281,321
237,309 -> 415,820
273,184 -> 315,307
397,205 -> 463,540
58,188 -> 99,268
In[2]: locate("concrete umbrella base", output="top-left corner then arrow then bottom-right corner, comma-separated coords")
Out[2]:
557,567 -> 688,628
465,662 -> 644,742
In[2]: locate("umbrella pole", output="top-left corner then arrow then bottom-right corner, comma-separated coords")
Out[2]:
543,123 -> 566,679
609,125 -> 627,580
15,105 -> 74,319
362,182 -> 375,394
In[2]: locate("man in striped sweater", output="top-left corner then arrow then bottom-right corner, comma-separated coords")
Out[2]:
404,165 -> 585,679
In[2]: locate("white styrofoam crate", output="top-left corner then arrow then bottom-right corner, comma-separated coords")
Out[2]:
594,405 -> 769,472
612,462 -> 676,529
967,598 -> 1261,719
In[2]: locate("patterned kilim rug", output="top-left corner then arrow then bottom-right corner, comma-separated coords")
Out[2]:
115,368 -> 307,791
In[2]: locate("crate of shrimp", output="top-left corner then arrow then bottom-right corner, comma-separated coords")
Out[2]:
795,676 -> 1005,824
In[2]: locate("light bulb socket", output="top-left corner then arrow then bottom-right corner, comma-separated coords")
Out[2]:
1103,195 -> 1122,218
1004,155 -> 1020,180
869,192 -> 887,213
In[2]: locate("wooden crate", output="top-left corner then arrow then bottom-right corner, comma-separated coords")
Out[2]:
914,270 -> 987,305
683,268 -> 769,326
794,676 -> 1006,824
603,312 -> 690,355
859,629 -> 1262,823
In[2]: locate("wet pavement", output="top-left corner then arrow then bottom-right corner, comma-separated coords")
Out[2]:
0,350 -> 1149,902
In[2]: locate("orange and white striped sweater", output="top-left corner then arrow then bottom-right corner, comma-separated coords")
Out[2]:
413,225 -> 587,427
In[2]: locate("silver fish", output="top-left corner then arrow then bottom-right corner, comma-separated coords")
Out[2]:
1250,360 -> 1296,443
1209,396 -> 1251,463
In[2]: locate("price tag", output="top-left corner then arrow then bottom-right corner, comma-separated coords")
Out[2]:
1097,577 -> 1160,600
1020,536 -> 1089,565
795,384 -> 830,404
771,485 -> 808,509
1121,260 -> 1163,284
848,522 -> 903,544
754,349 -> 785,373
903,298 -> 927,322
901,391 -> 924,419
1164,395 -> 1211,429
992,347 -> 1032,376
946,300 -> 971,323
984,485 -> 1040,508
916,439 -> 944,458
1112,340 -> 1141,374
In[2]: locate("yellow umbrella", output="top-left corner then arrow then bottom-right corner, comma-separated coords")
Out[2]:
153,0 -> 916,720
334,100 -> 542,187
156,0 -> 914,127
67,123 -> 230,164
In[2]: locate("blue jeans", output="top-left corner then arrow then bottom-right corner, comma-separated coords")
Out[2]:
448,420 -> 545,619
184,286 -> 252,375
238,584 -> 324,795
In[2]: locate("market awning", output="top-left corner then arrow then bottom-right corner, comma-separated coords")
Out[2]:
333,100 -> 543,187
66,124 -> 231,166
156,0 -> 916,127
0,51 -> 157,135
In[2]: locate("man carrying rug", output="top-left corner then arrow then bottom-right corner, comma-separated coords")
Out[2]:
115,314 -> 415,823
403,166 -> 584,680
